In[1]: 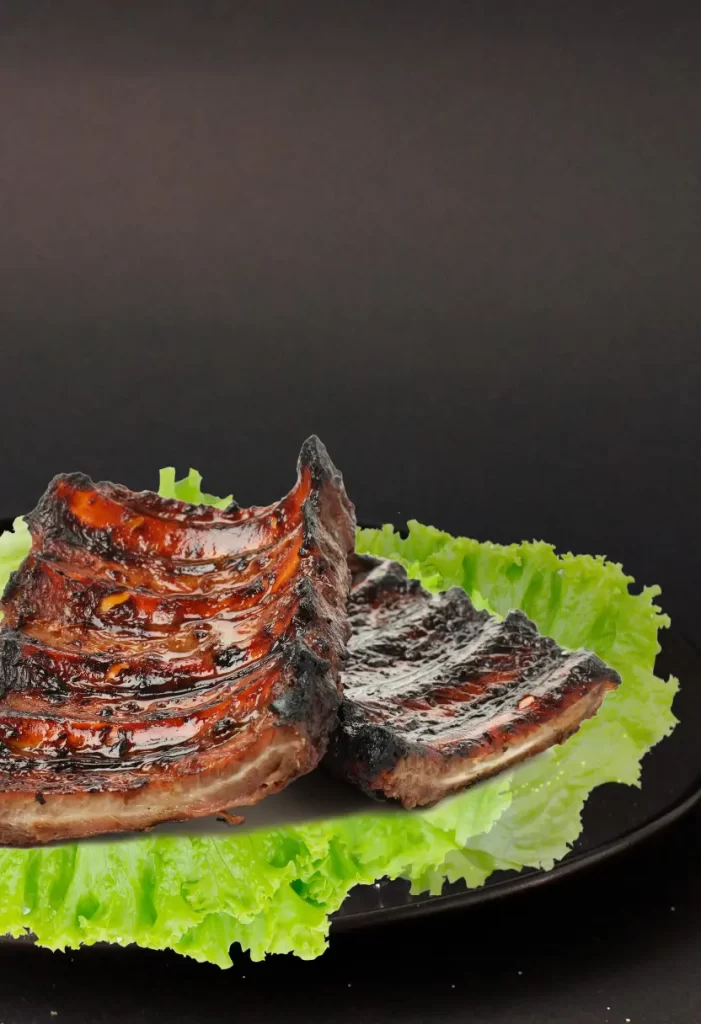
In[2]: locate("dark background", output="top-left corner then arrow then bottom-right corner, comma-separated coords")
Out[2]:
0,2 -> 700,1021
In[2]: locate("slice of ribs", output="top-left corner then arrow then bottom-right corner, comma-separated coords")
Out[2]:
326,554 -> 621,808
0,436 -> 355,845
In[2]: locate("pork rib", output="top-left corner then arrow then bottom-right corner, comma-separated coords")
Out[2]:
326,554 -> 620,808
0,436 -> 355,845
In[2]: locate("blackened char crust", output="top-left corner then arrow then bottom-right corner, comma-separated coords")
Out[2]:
0,436 -> 355,846
325,554 -> 621,809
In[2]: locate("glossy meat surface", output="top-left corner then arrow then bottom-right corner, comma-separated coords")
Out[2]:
0,436 -> 355,845
326,554 -> 621,808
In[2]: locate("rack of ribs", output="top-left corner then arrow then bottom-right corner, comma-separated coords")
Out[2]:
326,554 -> 620,808
0,436 -> 355,845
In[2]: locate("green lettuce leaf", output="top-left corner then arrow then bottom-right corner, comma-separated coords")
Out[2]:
0,517 -> 31,625
0,780 -> 511,967
157,467 -> 233,509
357,522 -> 678,879
0,479 -> 677,967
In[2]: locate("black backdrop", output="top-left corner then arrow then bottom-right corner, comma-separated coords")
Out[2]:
0,3 -> 700,1021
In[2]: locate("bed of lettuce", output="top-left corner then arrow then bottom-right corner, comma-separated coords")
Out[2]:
0,469 -> 678,967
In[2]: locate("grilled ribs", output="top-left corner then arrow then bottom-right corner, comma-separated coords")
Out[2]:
0,436 -> 355,845
326,554 -> 620,808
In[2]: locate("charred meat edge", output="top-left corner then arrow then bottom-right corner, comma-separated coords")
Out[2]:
326,554 -> 621,809
0,436 -> 355,845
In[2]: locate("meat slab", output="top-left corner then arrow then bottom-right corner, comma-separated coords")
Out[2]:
0,436 -> 355,845
326,554 -> 620,808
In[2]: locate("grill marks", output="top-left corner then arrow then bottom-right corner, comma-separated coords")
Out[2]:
0,436 -> 356,845
326,554 -> 621,808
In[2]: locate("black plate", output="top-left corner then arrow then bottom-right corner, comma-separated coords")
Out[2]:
0,516 -> 697,940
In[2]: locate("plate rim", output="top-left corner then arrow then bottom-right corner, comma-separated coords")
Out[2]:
331,760 -> 701,932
